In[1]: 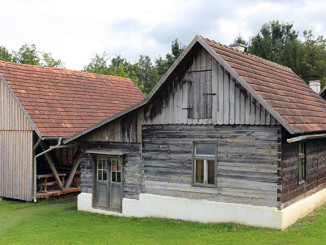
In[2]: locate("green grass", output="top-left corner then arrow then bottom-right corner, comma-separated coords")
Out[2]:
1,197 -> 326,244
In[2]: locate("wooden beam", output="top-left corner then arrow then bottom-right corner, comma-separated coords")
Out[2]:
64,155 -> 82,190
33,138 -> 42,152
40,141 -> 64,190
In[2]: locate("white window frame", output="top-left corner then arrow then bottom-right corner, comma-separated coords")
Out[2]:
193,142 -> 217,187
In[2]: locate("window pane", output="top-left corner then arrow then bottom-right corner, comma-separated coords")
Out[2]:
103,160 -> 107,169
98,160 -> 102,170
112,172 -> 116,182
98,170 -> 103,181
103,170 -> 107,181
112,160 -> 117,171
195,159 -> 204,183
118,161 -> 122,171
208,160 -> 215,184
196,144 -> 215,156
117,172 -> 121,182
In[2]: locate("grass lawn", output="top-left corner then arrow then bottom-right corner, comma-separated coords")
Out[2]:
0,197 -> 326,244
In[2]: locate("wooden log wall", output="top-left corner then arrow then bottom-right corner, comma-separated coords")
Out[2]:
281,136 -> 326,208
80,142 -> 142,199
143,46 -> 279,126
142,124 -> 281,207
0,81 -> 34,201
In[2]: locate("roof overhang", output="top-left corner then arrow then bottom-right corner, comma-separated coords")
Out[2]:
86,149 -> 125,156
287,133 -> 326,143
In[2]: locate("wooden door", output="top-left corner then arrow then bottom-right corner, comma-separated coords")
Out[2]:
109,157 -> 123,210
95,156 -> 123,211
96,157 -> 109,208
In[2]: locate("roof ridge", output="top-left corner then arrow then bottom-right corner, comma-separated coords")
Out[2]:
201,36 -> 293,72
0,59 -> 131,81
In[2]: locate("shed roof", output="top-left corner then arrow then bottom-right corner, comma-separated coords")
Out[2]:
0,60 -> 145,137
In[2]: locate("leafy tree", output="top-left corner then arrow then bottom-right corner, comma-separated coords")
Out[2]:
155,39 -> 185,77
41,52 -> 64,68
137,55 -> 160,95
233,34 -> 248,46
0,46 -> 13,62
300,30 -> 326,86
0,43 -> 65,68
248,21 -> 300,69
83,53 -> 110,74
84,38 -> 185,95
13,44 -> 40,65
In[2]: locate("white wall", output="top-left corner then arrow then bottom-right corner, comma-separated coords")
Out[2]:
78,188 -> 326,230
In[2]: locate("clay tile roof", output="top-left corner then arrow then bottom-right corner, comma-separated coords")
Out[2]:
0,61 -> 145,137
202,37 -> 326,134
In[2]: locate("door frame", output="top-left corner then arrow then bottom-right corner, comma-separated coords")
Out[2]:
92,153 -> 124,211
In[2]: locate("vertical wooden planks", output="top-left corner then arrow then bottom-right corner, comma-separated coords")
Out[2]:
211,59 -> 218,124
218,64 -> 224,124
140,46 -> 280,127
229,78 -> 235,124
223,71 -> 229,124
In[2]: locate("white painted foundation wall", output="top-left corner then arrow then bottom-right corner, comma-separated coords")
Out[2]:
78,188 -> 326,230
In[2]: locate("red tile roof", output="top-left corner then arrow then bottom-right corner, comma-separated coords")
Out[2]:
202,37 -> 326,134
0,61 -> 145,137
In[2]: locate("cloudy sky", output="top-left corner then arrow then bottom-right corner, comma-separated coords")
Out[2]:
1,0 -> 325,70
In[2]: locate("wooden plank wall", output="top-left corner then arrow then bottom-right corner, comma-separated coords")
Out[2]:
0,81 -> 34,201
80,111 -> 142,143
143,46 -> 278,126
281,137 -> 326,208
80,142 -> 142,199
142,124 -> 281,207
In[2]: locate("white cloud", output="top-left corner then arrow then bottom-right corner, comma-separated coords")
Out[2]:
0,0 -> 326,70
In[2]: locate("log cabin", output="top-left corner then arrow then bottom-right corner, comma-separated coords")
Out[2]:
65,35 -> 326,230
0,62 -> 144,202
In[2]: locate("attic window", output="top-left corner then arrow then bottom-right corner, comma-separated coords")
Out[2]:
298,142 -> 306,183
193,143 -> 216,186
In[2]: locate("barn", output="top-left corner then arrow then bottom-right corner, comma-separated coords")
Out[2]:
65,35 -> 326,230
0,61 -> 144,202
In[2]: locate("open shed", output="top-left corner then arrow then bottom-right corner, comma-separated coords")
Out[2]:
0,61 -> 144,201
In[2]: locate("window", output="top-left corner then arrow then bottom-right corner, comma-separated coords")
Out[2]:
193,143 -> 216,186
111,158 -> 122,183
298,142 -> 306,183
97,158 -> 108,181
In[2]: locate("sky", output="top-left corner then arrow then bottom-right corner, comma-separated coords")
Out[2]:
1,0 -> 326,70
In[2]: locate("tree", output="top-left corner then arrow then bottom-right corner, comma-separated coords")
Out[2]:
233,34 -> 248,46
41,52 -> 64,68
13,44 -> 40,65
0,43 -> 65,68
155,39 -> 185,77
136,55 -> 159,95
0,46 -> 13,62
300,30 -> 326,86
83,38 -> 186,95
83,53 -> 110,74
248,21 -> 299,67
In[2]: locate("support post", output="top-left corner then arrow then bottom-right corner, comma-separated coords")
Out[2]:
64,156 -> 82,190
40,141 -> 64,190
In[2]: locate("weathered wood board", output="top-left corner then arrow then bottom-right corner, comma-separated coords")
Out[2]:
80,142 -> 142,199
142,124 -> 281,207
143,46 -> 278,127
